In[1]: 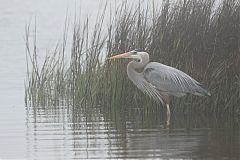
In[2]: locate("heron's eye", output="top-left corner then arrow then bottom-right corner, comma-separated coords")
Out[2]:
137,59 -> 140,62
131,51 -> 137,55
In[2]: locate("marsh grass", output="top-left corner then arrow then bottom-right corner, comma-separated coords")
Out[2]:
25,0 -> 240,121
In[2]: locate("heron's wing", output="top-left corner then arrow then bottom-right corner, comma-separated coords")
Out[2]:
131,75 -> 165,105
143,62 -> 210,97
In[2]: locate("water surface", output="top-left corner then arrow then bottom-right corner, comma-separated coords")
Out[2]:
25,104 -> 240,160
0,0 -> 239,159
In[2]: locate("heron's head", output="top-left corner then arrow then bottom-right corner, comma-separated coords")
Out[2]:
109,49 -> 148,61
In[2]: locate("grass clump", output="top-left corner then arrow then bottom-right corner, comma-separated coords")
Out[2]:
25,0 -> 240,121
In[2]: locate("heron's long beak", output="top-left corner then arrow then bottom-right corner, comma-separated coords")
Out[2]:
109,52 -> 130,59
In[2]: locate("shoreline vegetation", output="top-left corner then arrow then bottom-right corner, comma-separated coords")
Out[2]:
25,0 -> 240,124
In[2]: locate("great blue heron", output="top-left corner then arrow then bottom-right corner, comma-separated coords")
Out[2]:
109,49 -> 210,126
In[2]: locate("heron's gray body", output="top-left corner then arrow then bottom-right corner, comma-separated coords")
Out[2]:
126,52 -> 210,105
144,62 -> 210,97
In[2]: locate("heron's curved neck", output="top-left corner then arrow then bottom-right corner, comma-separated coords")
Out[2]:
127,57 -> 149,82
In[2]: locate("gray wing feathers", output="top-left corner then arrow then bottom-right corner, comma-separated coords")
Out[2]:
134,77 -> 165,104
143,62 -> 210,97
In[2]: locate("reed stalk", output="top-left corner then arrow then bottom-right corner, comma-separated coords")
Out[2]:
25,0 -> 240,121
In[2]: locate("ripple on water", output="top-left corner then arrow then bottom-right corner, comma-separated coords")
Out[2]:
23,105 -> 239,159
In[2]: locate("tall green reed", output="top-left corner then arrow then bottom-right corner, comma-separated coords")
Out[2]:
25,0 -> 240,120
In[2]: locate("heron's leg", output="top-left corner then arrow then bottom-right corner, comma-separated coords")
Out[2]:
166,103 -> 170,126
161,95 -> 171,127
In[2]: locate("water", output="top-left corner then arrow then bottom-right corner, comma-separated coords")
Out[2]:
24,105 -> 240,160
0,0 -> 239,159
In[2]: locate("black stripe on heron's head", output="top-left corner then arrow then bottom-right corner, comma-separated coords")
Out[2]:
134,49 -> 145,52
